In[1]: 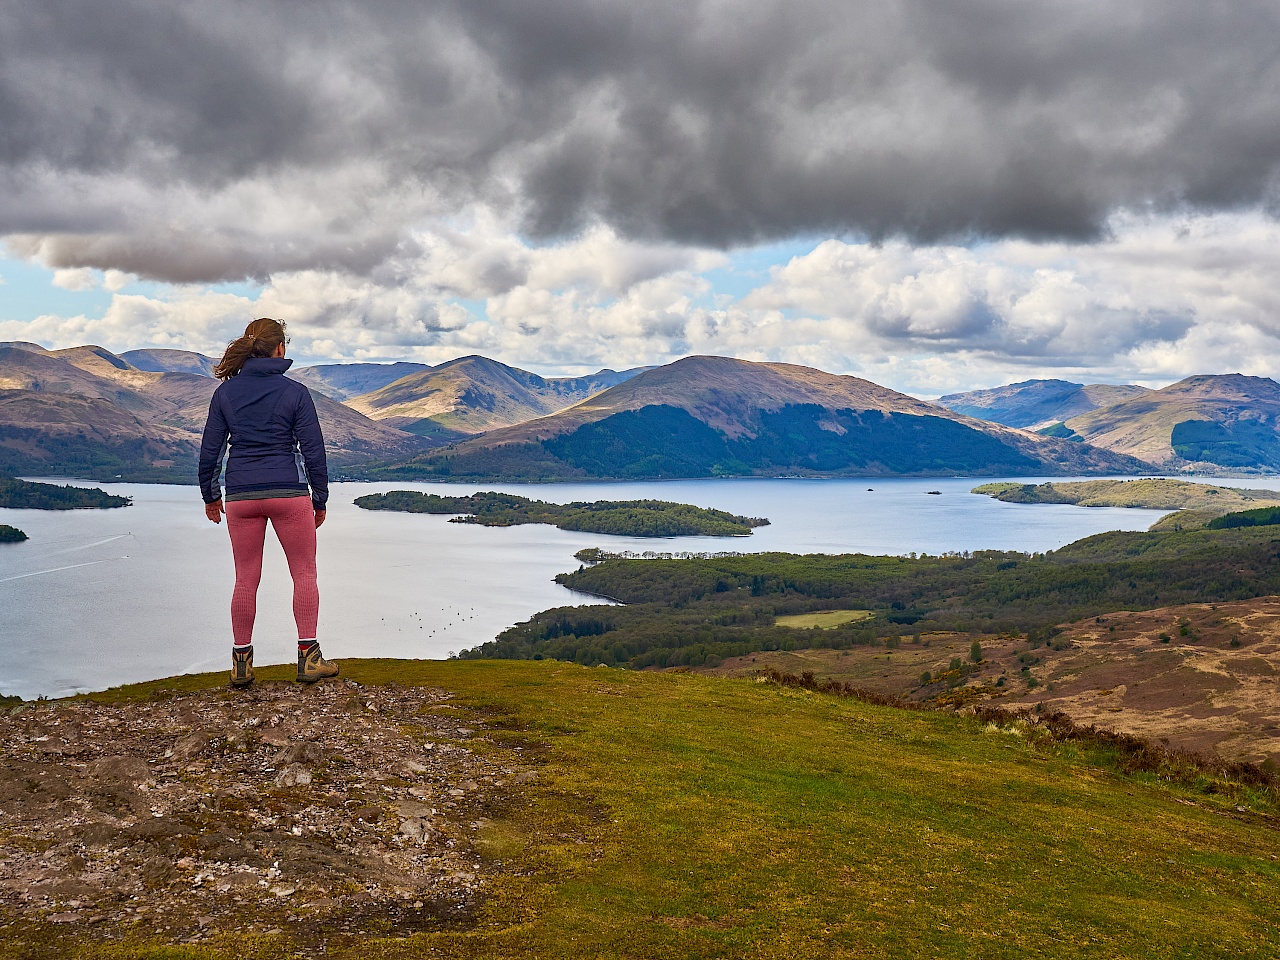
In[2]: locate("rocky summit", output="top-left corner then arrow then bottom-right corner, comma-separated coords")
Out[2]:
0,679 -> 533,950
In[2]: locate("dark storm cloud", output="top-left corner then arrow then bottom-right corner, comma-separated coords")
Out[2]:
2,0 -> 1278,281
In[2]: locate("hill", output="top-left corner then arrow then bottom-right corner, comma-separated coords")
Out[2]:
345,355 -> 645,438
702,594 -> 1280,765
290,361 -> 433,400
1,661 -> 1276,957
0,346 -> 425,481
0,348 -> 203,479
1061,374 -> 1280,470
373,356 -> 1152,480
936,378 -> 1149,429
119,348 -> 216,377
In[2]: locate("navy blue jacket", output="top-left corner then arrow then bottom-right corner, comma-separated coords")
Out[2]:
198,357 -> 329,510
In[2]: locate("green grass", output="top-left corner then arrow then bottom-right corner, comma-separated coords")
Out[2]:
774,609 -> 872,629
25,660 -> 1280,959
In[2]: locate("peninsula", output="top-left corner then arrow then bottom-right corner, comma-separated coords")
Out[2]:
972,478 -> 1280,529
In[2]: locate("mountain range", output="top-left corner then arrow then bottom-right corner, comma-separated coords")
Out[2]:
940,373 -> 1280,471
1056,374 -> 1280,471
936,379 -> 1150,430
0,345 -> 651,482
289,362 -> 433,401
371,356 -> 1150,480
344,356 -> 646,439
4,341 -> 1278,482
0,345 -> 423,481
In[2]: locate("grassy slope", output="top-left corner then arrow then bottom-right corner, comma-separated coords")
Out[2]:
24,660 -> 1280,959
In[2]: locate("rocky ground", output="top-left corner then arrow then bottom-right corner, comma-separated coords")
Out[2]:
0,677 -> 533,953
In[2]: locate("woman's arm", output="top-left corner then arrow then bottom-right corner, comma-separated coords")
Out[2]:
293,386 -> 329,522
198,390 -> 230,521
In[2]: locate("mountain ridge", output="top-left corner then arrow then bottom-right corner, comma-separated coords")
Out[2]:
0,346 -> 425,481
376,356 -> 1153,480
1063,374 -> 1280,470
345,355 -> 646,437
120,349 -> 217,377
290,361 -> 434,401
936,378 -> 1150,429
8,344 -> 1278,482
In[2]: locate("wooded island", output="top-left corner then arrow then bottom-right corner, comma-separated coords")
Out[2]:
354,490 -> 769,537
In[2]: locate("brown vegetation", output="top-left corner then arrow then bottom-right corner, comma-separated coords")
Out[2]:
704,596 -> 1280,766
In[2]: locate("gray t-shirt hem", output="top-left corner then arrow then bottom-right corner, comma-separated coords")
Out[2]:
224,488 -> 310,502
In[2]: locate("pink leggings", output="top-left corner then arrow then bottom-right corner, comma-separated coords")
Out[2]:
226,497 -> 318,645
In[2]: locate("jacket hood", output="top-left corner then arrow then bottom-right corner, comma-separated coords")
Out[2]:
241,357 -> 294,376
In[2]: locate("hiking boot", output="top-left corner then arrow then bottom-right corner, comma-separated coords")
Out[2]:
297,643 -> 339,683
230,646 -> 255,687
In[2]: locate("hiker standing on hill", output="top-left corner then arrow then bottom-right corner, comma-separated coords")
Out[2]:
198,317 -> 339,687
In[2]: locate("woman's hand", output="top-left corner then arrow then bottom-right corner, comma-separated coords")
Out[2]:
315,509 -> 326,529
205,499 -> 225,524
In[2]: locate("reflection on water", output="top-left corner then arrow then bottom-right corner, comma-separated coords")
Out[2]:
1,474 -> 1246,699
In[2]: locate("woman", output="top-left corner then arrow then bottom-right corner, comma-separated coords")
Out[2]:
198,317 -> 339,687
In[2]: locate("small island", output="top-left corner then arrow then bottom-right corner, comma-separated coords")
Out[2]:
972,478 -> 1280,530
0,524 -> 27,543
354,490 -> 769,537
0,476 -> 132,510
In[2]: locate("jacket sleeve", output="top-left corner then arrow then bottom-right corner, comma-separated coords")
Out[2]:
198,389 -> 230,504
293,386 -> 329,510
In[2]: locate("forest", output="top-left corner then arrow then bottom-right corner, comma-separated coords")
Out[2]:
370,404 -> 1045,481
0,428 -> 193,483
354,490 -> 769,537
1208,505 -> 1280,529
461,525 -> 1280,668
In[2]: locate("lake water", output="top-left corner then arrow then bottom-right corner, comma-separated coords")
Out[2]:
5,474 -> 1270,700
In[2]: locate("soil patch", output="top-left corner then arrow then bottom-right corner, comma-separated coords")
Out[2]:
0,678 -> 530,951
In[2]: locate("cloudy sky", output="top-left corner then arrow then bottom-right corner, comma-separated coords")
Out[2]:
2,0 -> 1279,395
